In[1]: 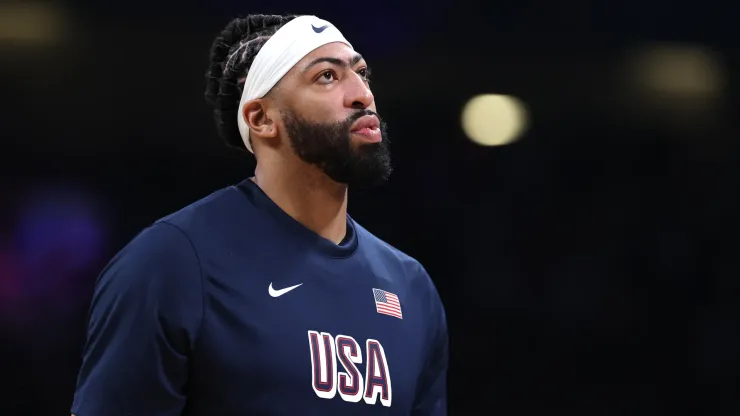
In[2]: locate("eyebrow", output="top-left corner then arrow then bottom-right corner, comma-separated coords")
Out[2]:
300,54 -> 365,74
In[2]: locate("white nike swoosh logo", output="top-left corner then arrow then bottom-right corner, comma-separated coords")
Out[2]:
268,282 -> 303,298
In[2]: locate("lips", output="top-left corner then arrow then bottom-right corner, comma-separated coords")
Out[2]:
350,115 -> 380,133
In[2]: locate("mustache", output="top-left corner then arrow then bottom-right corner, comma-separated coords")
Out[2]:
344,109 -> 382,126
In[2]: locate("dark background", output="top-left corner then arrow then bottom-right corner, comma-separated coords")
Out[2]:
1,0 -> 739,414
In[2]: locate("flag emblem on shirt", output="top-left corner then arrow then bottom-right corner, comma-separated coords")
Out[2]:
372,288 -> 403,319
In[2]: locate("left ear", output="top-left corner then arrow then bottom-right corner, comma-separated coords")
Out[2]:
242,99 -> 278,140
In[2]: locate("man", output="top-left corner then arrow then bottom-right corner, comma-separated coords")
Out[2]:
71,14 -> 448,415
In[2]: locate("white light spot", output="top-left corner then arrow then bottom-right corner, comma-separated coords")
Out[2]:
461,94 -> 528,146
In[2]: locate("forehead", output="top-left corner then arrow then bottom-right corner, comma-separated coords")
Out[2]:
293,42 -> 362,71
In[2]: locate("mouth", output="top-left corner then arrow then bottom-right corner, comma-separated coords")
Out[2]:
350,115 -> 382,143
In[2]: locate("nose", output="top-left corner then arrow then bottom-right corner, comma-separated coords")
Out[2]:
343,73 -> 374,110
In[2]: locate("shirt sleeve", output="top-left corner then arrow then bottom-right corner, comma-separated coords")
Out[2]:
71,221 -> 204,416
411,272 -> 449,416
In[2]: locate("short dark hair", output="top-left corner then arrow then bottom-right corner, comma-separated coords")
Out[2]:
204,14 -> 297,150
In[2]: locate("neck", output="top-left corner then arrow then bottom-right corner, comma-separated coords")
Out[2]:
253,157 -> 348,245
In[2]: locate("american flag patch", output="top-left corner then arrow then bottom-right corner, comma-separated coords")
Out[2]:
372,288 -> 403,319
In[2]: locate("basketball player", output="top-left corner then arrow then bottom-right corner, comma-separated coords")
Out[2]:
71,14 -> 448,415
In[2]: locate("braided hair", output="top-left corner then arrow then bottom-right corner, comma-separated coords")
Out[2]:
205,14 -> 297,150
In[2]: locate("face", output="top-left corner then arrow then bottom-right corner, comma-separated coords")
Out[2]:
274,42 -> 392,188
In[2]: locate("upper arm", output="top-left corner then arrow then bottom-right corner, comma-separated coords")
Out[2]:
71,222 -> 204,416
411,269 -> 449,416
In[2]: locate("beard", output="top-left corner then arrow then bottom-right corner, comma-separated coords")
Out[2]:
281,108 -> 392,188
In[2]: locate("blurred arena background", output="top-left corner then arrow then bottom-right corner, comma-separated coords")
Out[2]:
1,0 -> 739,414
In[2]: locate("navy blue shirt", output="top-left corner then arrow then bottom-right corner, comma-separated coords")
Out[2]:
71,179 -> 448,415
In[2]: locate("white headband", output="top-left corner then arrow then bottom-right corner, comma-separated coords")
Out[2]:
236,15 -> 353,153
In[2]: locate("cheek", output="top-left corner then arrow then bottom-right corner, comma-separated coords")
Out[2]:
298,101 -> 337,123
286,86 -> 358,125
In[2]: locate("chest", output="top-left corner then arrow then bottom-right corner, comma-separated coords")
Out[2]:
190,252 -> 428,414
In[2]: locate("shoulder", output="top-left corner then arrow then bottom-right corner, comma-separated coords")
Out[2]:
111,180 -> 267,285
113,220 -> 197,265
147,182 -> 259,257
354,221 -> 423,269
99,187 -> 244,297
354,221 -> 441,303
99,221 -> 202,295
88,220 -> 204,338
156,184 -> 246,235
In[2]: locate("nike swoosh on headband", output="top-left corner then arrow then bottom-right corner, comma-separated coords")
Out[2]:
312,24 -> 329,33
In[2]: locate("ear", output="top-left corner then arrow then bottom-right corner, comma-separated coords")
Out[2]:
242,99 -> 278,140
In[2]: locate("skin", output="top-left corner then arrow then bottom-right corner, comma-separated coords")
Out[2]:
242,42 -> 377,244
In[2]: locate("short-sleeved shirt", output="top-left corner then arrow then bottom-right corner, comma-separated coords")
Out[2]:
71,178 -> 448,415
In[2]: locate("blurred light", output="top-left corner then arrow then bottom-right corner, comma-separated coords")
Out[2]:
0,248 -> 22,302
0,3 -> 68,44
461,94 -> 528,147
0,184 -> 109,328
628,44 -> 726,98
15,186 -> 107,276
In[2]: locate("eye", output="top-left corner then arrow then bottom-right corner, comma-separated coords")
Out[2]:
316,70 -> 337,84
358,67 -> 372,82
